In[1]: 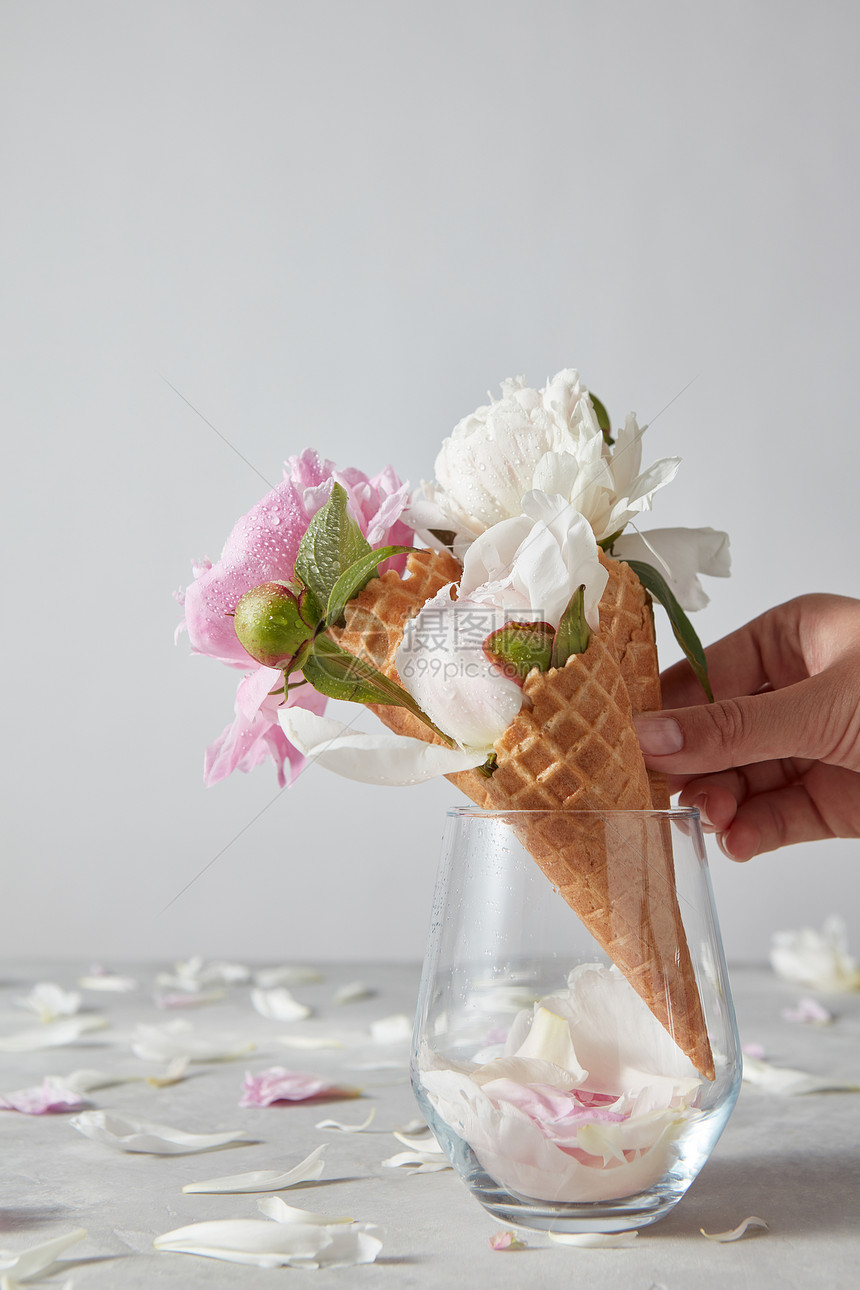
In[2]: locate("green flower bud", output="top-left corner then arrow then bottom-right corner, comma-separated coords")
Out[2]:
233,582 -> 315,669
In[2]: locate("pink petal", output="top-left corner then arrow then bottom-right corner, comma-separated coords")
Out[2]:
0,1078 -> 84,1114
489,1230 -> 526,1250
236,666 -> 285,722
480,1080 -> 626,1151
204,680 -> 328,789
781,998 -> 833,1024
239,1067 -> 358,1108
183,479 -> 310,667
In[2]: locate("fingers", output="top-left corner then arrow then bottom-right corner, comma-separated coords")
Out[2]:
670,768 -> 835,860
659,593 -> 860,711
714,784 -> 835,861
659,600 -> 806,710
634,675 -> 845,776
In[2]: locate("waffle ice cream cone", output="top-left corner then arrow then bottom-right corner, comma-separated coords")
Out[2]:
476,643 -> 714,1079
334,549 -> 713,1077
599,552 -> 670,810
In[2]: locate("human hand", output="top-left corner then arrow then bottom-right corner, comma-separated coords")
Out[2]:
633,594 -> 860,860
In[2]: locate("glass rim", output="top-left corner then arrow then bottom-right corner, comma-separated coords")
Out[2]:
446,806 -> 700,821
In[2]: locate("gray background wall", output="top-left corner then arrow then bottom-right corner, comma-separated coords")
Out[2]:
3,0 -> 858,966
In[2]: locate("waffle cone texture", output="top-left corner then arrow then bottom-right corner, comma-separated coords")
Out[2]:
333,549 -> 714,1078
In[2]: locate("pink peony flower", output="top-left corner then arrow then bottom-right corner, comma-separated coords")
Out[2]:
180,450 -> 413,786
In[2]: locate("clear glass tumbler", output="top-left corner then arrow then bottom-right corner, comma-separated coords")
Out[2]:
411,808 -> 741,1234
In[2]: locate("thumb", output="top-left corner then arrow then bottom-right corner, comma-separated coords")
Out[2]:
633,677 -> 839,774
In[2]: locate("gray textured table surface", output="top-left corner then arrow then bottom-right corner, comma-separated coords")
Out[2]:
1,961 -> 858,1289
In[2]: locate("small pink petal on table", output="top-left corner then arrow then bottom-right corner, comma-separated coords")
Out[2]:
781,998 -> 833,1024
489,1230 -> 527,1250
0,1078 -> 85,1114
240,1067 -> 359,1107
742,1041 -> 766,1060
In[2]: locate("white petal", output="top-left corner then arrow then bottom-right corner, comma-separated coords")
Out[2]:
250,987 -> 311,1022
130,1021 -> 256,1063
742,1055 -> 859,1094
276,1034 -> 345,1051
154,1218 -> 383,1269
257,1197 -> 353,1226
512,1007 -> 587,1080
548,1231 -> 639,1248
254,965 -> 324,988
63,1069 -> 142,1094
154,989 -> 226,1009
17,982 -> 82,1022
394,1117 -> 428,1135
392,1130 -> 443,1152
612,527 -> 731,611
348,1058 -> 407,1071
333,981 -> 375,1004
381,1151 -> 452,1173
70,1110 -> 247,1154
315,1107 -> 376,1132
0,1016 -> 108,1052
700,1216 -> 768,1242
78,972 -> 138,992
370,1014 -> 413,1044
280,708 -> 487,785
770,917 -> 860,991
182,1146 -> 327,1194
0,1230 -> 87,1281
146,1057 -> 190,1087
395,587 -> 523,747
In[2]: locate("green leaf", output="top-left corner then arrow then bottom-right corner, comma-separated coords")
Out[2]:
590,393 -> 614,446
294,483 -> 372,614
551,585 -> 591,669
483,620 -> 554,682
624,559 -> 714,702
325,545 -> 414,627
304,635 -> 454,744
233,582 -> 315,668
597,527 -> 625,553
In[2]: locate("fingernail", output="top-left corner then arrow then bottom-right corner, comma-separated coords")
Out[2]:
690,792 -> 713,828
634,716 -> 683,755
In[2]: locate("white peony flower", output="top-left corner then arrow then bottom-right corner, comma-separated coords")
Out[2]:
406,370 -> 680,552
395,585 -> 524,750
458,490 -> 608,631
406,368 -> 729,612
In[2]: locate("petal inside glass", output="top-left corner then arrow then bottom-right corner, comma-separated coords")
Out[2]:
411,809 -> 741,1234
